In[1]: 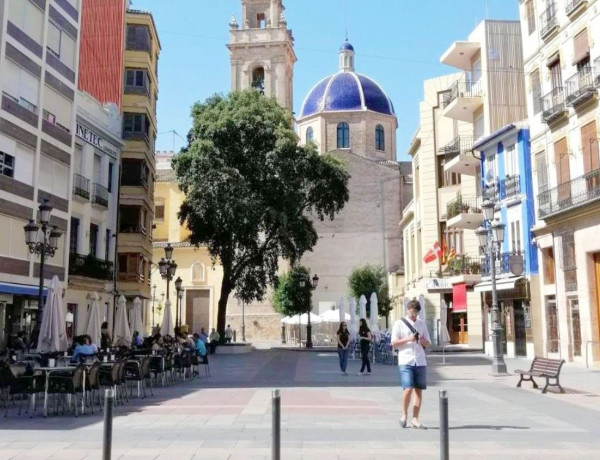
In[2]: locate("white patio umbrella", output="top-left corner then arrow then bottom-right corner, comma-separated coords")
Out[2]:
440,299 -> 451,345
349,297 -> 358,338
130,297 -> 145,337
84,292 -> 102,348
358,295 -> 367,321
113,295 -> 132,347
36,276 -> 69,353
338,298 -> 346,323
320,309 -> 350,323
160,298 -> 175,337
281,316 -> 291,323
369,292 -> 380,332
286,312 -> 322,325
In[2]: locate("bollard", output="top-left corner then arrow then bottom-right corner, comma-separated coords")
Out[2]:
233,330 -> 237,342
272,389 -> 281,460
103,388 -> 115,460
439,390 -> 449,460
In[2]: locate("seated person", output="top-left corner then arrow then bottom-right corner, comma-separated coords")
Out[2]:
151,335 -> 164,352
132,331 -> 143,348
12,331 -> 28,351
71,336 -> 95,363
85,335 -> 99,353
184,335 -> 196,350
193,333 -> 207,357
100,322 -> 112,350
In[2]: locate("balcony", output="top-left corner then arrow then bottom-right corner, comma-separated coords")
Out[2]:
445,255 -> 482,276
69,253 -> 114,280
442,80 -> 483,123
121,160 -> 149,189
446,195 -> 483,230
92,183 -> 109,208
540,2 -> 559,40
73,173 -> 90,201
538,168 -> 600,219
566,0 -> 587,17
440,41 -> 481,71
123,131 -> 150,145
482,181 -> 500,202
440,136 -> 478,175
482,251 -> 525,277
500,175 -> 521,200
566,67 -> 597,108
541,87 -> 568,124
1,92 -> 38,127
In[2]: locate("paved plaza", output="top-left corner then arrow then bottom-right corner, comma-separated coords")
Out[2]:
1,349 -> 600,459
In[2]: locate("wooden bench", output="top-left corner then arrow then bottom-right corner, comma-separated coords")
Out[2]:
515,357 -> 565,394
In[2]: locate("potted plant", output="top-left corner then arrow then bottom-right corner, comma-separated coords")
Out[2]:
469,261 -> 481,274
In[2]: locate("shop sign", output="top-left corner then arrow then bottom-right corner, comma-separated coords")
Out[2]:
76,123 -> 119,157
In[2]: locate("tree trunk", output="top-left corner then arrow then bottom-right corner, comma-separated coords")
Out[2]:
217,275 -> 233,340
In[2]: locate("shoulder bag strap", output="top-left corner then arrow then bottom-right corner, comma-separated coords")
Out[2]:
400,318 -> 417,335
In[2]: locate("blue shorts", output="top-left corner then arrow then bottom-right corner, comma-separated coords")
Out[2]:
398,365 -> 427,390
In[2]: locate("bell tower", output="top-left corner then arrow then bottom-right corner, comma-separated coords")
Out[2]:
227,0 -> 296,112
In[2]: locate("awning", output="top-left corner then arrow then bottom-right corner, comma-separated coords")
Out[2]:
0,282 -> 48,297
452,283 -> 467,312
474,276 -> 524,293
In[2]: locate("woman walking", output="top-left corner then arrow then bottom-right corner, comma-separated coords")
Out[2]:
336,321 -> 350,375
358,318 -> 372,375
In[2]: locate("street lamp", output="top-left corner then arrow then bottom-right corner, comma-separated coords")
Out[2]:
174,276 -> 183,329
158,243 -> 177,302
151,284 -> 157,330
24,199 -> 63,346
476,199 -> 508,376
301,273 -> 319,349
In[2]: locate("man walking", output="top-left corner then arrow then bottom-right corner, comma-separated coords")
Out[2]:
391,299 -> 431,429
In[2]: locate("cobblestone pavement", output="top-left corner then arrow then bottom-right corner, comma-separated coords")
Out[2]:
1,350 -> 600,459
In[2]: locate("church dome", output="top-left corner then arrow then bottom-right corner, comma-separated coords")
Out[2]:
299,42 -> 395,119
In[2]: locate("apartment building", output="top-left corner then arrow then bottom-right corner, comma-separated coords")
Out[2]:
519,0 -> 600,364
0,0 -> 80,347
402,20 -> 526,349
79,1 -> 160,328
65,91 -> 122,339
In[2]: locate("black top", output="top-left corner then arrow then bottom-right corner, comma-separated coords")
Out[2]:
337,330 -> 349,348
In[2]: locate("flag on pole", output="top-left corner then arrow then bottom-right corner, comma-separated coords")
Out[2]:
423,241 -> 442,264
447,246 -> 456,263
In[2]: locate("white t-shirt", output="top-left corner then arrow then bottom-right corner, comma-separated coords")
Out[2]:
391,317 -> 430,366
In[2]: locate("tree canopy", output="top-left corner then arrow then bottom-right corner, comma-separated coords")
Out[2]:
348,264 -> 392,323
272,265 -> 312,317
173,90 -> 350,335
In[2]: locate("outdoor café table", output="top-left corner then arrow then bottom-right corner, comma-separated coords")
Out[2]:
37,366 -> 77,418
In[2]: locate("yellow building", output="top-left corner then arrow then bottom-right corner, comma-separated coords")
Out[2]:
150,152 -> 224,335
116,10 -> 161,326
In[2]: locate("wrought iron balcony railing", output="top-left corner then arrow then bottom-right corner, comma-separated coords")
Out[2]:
566,0 -> 587,16
541,87 -> 567,124
566,66 -> 597,107
537,167 -> 600,218
446,195 -> 482,220
73,173 -> 90,200
596,57 -> 600,87
483,181 -> 500,202
440,136 -> 474,162
500,174 -> 521,200
92,183 -> 109,208
69,253 -> 114,280
445,255 -> 482,276
442,80 -> 482,108
540,2 -> 558,38
481,251 -> 525,276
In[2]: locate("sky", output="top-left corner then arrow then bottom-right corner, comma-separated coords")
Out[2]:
132,0 -> 520,161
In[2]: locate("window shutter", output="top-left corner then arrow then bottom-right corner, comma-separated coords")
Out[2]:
530,70 -> 542,114
554,138 -> 570,185
581,120 -> 599,174
573,29 -> 590,65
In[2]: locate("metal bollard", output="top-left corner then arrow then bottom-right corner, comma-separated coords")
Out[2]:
103,388 -> 115,460
272,389 -> 281,460
439,390 -> 449,460
233,330 -> 237,342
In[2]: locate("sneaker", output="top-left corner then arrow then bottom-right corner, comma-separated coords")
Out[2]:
366,372 -> 371,376
358,372 -> 364,376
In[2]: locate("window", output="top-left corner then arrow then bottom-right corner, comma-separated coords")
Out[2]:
47,21 -> 76,69
437,156 -> 461,187
123,113 -> 149,137
89,223 -> 99,257
43,86 -> 72,131
257,13 -> 267,29
3,59 -> 40,113
375,125 -> 385,151
126,25 -> 151,52
337,122 -> 350,149
306,127 -> 314,144
581,121 -> 599,174
510,220 -> 522,253
546,295 -> 558,352
573,29 -> 590,68
542,247 -> 555,285
251,67 -> 265,94
443,229 -> 464,257
0,152 -> 15,178
535,151 -> 548,191
192,262 -> 205,282
105,229 -> 111,261
525,0 -> 535,35
530,70 -> 542,115
155,204 -> 165,221
108,162 -> 114,193
505,144 -> 518,177
38,154 -> 69,198
8,0 -> 44,44
69,217 -> 79,254
549,60 -> 562,90
125,69 -> 149,94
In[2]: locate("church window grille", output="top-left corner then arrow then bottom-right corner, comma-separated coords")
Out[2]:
337,122 -> 350,149
306,127 -> 314,143
375,125 -> 385,151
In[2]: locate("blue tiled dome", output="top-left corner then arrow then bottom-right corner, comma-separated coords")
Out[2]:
340,40 -> 354,52
299,71 -> 395,119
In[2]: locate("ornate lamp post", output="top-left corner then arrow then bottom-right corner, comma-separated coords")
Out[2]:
151,284 -> 157,330
475,199 -> 508,376
158,243 -> 177,301
174,276 -> 183,329
24,199 -> 63,344
300,273 -> 319,349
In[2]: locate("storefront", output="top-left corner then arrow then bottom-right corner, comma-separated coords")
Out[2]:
0,283 -> 48,349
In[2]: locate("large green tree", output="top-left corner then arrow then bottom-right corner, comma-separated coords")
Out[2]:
272,265 -> 312,317
348,264 -> 393,327
173,90 -> 349,336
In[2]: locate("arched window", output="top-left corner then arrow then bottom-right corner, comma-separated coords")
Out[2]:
375,125 -> 385,151
192,262 -> 205,282
306,127 -> 314,143
251,67 -> 265,94
337,122 -> 350,149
